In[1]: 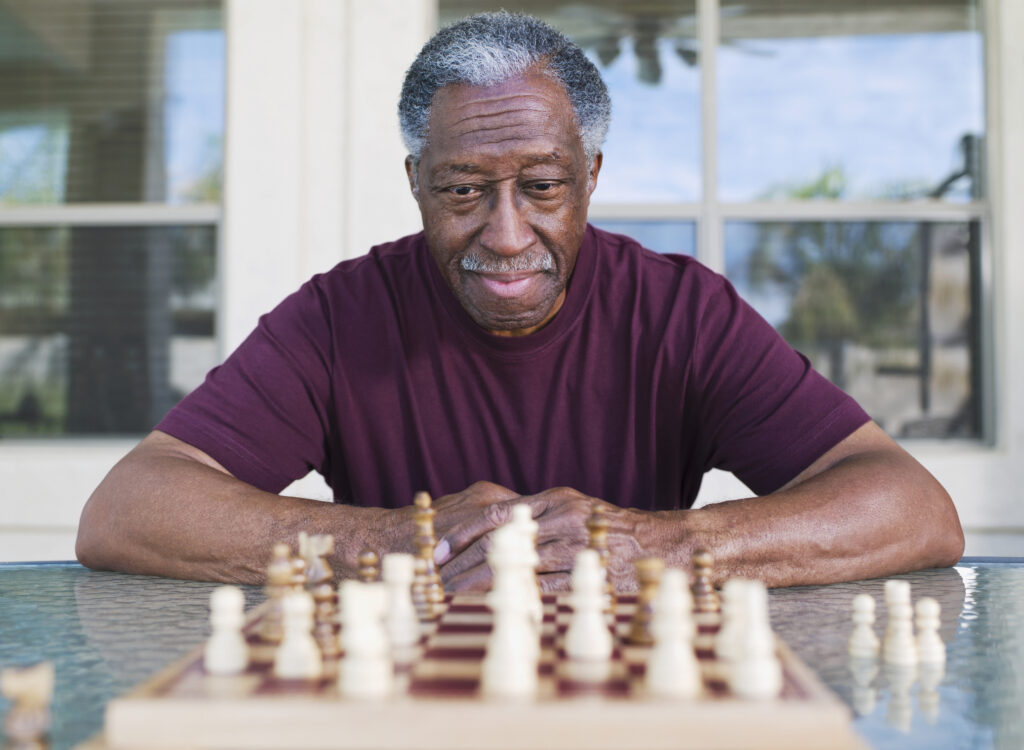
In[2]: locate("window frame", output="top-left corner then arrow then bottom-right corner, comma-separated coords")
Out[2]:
587,0 -> 994,445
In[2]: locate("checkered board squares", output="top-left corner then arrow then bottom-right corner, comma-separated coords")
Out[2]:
83,592 -> 868,750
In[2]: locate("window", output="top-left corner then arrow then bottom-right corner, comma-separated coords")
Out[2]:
438,0 -> 986,440
0,2 -> 224,436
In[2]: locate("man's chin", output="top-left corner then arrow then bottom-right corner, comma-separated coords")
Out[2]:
463,299 -> 560,337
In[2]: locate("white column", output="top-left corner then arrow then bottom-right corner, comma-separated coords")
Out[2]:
222,0 -> 431,353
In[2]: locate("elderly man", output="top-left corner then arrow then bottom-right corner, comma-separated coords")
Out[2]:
76,12 -> 963,590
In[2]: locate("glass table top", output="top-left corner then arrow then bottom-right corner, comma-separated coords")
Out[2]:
0,559 -> 1021,750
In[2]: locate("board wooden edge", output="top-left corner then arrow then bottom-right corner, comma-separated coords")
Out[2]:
75,594 -> 871,750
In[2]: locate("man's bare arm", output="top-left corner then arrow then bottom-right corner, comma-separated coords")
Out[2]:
677,421 -> 964,587
75,430 -> 410,583
77,432 -> 538,583
436,422 -> 965,590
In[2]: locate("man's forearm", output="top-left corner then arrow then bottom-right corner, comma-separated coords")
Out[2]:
643,433 -> 964,587
76,432 -> 409,584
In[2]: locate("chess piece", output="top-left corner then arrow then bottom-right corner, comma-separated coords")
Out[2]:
714,578 -> 751,663
646,569 -> 701,698
884,662 -> 916,732
883,580 -> 917,667
848,656 -> 879,717
304,534 -> 335,587
204,585 -> 249,675
915,597 -> 945,665
1,661 -> 53,750
482,527 -> 539,699
312,581 -> 340,660
915,598 -> 946,723
290,555 -> 308,592
625,557 -> 664,645
564,549 -> 613,661
848,593 -> 880,658
259,542 -> 295,643
412,491 -> 445,619
585,503 -> 616,613
338,580 -> 394,698
382,552 -> 421,650
486,524 -> 540,660
410,556 -> 430,616
726,580 -> 782,699
273,591 -> 323,679
511,504 -> 543,628
918,661 -> 945,725
358,548 -> 381,583
691,549 -> 720,614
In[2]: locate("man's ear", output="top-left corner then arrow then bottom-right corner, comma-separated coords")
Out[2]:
404,155 -> 420,200
587,152 -> 603,196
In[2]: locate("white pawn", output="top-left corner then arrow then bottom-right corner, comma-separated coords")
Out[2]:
848,594 -> 880,658
848,656 -> 879,717
714,578 -> 751,663
338,581 -> 393,698
382,553 -> 420,650
646,569 -> 700,698
727,581 -> 781,699
204,585 -> 249,675
883,580 -> 917,667
273,591 -> 322,679
918,661 -> 945,725
885,662 -> 916,732
564,549 -> 613,661
915,597 -> 945,665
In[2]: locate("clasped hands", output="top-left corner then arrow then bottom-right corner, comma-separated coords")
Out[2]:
419,481 -> 669,592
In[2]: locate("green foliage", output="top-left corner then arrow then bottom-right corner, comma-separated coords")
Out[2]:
747,167 -> 920,351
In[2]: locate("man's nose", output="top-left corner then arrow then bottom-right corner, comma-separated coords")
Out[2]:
479,188 -> 535,257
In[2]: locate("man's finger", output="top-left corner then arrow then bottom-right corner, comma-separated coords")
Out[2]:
438,496 -> 525,559
431,482 -> 521,559
443,562 -> 493,592
537,571 -> 572,593
438,530 -> 493,584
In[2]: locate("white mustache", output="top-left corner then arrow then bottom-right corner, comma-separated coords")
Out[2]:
460,252 -> 554,274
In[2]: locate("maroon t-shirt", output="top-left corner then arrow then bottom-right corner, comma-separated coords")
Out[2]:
157,226 -> 869,509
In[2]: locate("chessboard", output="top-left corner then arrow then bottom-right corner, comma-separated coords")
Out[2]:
78,593 -> 867,750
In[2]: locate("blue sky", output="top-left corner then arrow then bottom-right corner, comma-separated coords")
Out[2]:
590,30 -> 983,204
164,29 -> 225,203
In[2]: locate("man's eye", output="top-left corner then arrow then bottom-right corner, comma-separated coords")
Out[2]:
529,181 -> 558,193
450,185 -> 476,196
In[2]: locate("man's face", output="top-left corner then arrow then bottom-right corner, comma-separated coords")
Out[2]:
407,68 -> 601,337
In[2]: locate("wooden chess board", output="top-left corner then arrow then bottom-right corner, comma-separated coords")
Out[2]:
78,594 -> 867,750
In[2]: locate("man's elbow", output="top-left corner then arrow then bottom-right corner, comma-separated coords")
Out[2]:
75,528 -> 101,570
931,513 -> 965,569
75,493 -> 117,572
921,484 -> 965,569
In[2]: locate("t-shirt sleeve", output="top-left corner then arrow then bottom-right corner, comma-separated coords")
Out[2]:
156,280 -> 334,493
690,272 -> 871,495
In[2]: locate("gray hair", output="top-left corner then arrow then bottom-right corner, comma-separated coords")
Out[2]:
398,11 -> 611,164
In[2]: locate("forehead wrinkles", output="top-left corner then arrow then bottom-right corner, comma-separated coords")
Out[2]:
430,78 -> 574,141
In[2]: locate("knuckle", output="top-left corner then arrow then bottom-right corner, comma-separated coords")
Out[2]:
483,501 -> 511,527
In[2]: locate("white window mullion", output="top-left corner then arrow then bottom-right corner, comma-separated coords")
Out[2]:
698,0 -> 723,273
0,203 -> 220,226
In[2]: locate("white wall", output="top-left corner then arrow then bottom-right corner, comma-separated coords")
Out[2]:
1,0 -> 1021,562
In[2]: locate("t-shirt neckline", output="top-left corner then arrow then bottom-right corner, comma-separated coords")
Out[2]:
421,224 -> 598,357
